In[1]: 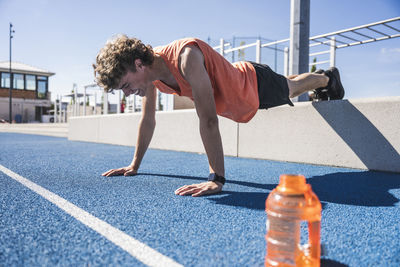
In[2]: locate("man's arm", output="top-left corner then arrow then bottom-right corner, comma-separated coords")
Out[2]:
102,85 -> 157,177
129,85 -> 157,171
174,45 -> 225,197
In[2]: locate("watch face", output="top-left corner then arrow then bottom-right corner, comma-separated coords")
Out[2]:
208,173 -> 225,185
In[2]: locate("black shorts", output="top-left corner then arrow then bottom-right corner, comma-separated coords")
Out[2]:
249,62 -> 294,109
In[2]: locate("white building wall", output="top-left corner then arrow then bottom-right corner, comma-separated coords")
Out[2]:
0,97 -> 51,122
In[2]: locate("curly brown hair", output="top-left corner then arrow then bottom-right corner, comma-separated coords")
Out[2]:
93,35 -> 155,92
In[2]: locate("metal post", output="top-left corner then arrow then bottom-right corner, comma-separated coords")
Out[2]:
156,91 -> 159,111
220,38 -> 224,56
76,87 -> 80,116
59,95 -> 62,122
73,83 -> 77,116
133,95 -> 136,112
166,94 -> 169,111
9,23 -> 15,123
232,36 -> 236,62
256,39 -> 261,63
274,42 -> 278,72
157,91 -> 161,110
54,96 -> 58,123
289,0 -> 310,101
330,37 -> 336,67
83,86 -> 87,116
117,89 -> 121,113
103,90 -> 108,114
94,91 -> 97,115
284,47 -> 289,77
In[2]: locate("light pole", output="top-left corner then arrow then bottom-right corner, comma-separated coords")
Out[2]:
289,0 -> 310,101
9,23 -> 15,123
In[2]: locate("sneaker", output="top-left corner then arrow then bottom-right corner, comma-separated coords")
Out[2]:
312,69 -> 329,101
324,67 -> 345,100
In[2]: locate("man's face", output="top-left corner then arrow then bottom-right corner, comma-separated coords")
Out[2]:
117,59 -> 150,97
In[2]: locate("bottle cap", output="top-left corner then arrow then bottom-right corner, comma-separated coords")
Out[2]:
276,174 -> 309,194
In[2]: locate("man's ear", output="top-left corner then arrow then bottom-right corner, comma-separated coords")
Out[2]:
134,59 -> 143,69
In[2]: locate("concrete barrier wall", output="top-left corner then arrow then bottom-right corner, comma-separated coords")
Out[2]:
68,97 -> 400,173
239,97 -> 400,172
68,110 -> 238,156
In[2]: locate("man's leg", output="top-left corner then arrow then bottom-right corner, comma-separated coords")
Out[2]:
287,73 -> 329,98
287,67 -> 345,100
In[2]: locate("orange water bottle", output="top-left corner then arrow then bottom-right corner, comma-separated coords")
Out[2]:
265,174 -> 321,267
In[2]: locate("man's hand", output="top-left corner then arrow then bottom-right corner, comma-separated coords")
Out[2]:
102,166 -> 137,177
174,181 -> 223,197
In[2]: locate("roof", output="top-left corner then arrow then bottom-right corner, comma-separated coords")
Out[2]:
0,61 -> 55,76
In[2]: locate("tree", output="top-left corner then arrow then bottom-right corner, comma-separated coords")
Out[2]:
310,57 -> 317,72
238,41 -> 246,61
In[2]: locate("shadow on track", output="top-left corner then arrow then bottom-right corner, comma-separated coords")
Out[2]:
137,171 -> 399,210
321,259 -> 348,267
312,100 -> 400,172
204,171 -> 399,210
137,172 -> 270,190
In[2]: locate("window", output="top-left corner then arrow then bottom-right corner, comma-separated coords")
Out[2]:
37,76 -> 48,99
14,74 -> 24,89
1,72 -> 10,88
37,80 -> 47,99
26,75 -> 36,90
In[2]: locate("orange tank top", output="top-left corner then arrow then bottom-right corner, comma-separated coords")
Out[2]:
153,38 -> 259,123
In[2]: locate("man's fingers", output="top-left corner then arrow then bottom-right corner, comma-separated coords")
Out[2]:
175,181 -> 223,197
192,189 -> 208,197
102,168 -> 125,177
175,184 -> 203,194
102,170 -> 112,176
175,185 -> 202,196
174,184 -> 195,195
102,170 -> 114,177
175,186 -> 195,195
179,187 -> 203,196
106,170 -> 120,177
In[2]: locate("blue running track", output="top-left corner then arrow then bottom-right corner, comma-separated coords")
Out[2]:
1,133 -> 399,266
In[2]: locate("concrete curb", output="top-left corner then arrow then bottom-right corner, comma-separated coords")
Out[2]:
0,123 -> 68,138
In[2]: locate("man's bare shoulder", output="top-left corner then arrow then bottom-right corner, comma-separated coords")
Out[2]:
179,45 -> 205,73
179,44 -> 204,62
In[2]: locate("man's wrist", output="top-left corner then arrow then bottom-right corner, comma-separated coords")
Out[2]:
208,173 -> 226,185
129,163 -> 139,171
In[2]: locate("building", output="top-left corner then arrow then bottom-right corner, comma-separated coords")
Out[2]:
0,61 -> 55,123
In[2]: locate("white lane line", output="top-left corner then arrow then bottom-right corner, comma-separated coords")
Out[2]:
0,164 -> 183,267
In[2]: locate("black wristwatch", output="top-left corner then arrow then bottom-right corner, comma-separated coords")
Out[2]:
208,173 -> 226,185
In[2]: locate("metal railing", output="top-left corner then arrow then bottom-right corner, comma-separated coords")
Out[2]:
214,17 -> 400,76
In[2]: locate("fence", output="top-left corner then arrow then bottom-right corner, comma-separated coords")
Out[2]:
213,17 -> 400,76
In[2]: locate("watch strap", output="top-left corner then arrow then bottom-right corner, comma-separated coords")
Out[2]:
208,173 -> 226,185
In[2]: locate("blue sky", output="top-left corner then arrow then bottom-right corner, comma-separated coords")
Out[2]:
0,0 -> 399,103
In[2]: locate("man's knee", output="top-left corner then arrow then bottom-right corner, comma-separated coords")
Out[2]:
287,74 -> 298,80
